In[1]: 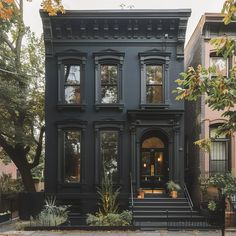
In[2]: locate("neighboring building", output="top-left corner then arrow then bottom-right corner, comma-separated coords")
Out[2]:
185,13 -> 236,205
41,10 -> 191,213
0,159 -> 18,179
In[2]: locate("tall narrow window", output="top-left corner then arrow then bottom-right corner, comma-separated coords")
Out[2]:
94,51 -> 124,110
146,65 -> 163,104
64,130 -> 81,183
64,65 -> 81,104
209,125 -> 230,174
101,65 -> 118,103
100,130 -> 118,181
139,52 -> 170,108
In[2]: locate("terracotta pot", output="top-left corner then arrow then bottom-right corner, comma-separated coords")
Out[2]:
171,191 -> 178,198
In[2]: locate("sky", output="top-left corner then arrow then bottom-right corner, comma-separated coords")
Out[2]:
23,0 -> 226,43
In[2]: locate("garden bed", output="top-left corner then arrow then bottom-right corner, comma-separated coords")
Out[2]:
24,225 -> 140,231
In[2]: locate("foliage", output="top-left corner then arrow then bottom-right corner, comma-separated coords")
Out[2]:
208,200 -> 217,211
0,0 -> 14,20
175,63 -> 236,137
0,173 -> 23,193
166,180 -> 181,192
221,0 -> 236,24
33,196 -> 70,226
0,210 -> 10,215
41,0 -> 64,16
86,160 -> 132,227
174,4 -> 236,142
86,210 -> 132,226
97,164 -> 120,215
194,138 -> 211,152
0,0 -> 45,192
200,173 -> 236,196
0,0 -> 64,20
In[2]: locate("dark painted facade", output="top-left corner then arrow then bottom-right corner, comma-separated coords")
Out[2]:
41,9 -> 191,213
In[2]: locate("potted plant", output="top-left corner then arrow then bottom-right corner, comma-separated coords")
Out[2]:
167,180 -> 181,198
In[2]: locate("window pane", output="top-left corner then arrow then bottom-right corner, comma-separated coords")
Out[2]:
210,141 -> 226,161
64,131 -> 81,183
101,86 -> 117,103
142,137 -> 164,148
101,65 -> 118,84
146,85 -> 163,103
210,126 -> 226,138
210,141 -> 228,174
210,57 -> 227,76
65,86 -> 80,104
64,65 -> 80,85
100,131 -> 118,181
146,65 -> 163,85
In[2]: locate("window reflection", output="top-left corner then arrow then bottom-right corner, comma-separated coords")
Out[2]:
100,130 -> 118,181
146,65 -> 163,104
64,131 -> 81,183
101,65 -> 118,103
210,57 -> 227,76
64,65 -> 81,104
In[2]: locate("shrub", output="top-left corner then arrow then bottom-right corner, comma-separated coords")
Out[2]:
86,210 -> 132,226
33,196 -> 70,226
0,173 -> 23,193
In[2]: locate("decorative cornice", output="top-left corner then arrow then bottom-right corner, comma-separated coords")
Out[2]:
41,11 -> 190,44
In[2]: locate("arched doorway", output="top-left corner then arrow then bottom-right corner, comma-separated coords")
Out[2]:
140,135 -> 169,190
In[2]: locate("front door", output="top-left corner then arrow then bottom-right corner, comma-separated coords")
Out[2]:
140,136 -> 168,190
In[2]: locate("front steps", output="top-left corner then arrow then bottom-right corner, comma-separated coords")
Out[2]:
130,194 -> 213,230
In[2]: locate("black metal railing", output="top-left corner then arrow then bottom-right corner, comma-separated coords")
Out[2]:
165,209 -> 222,230
130,172 -> 134,225
183,183 -> 193,210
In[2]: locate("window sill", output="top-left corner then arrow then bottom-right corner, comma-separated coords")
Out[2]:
140,104 -> 169,109
57,103 -> 86,111
95,103 -> 124,111
58,182 -> 83,188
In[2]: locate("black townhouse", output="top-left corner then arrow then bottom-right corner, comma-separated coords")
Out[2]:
40,9 -> 191,214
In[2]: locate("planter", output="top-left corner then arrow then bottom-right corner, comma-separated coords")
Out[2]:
0,213 -> 11,223
171,191 -> 178,199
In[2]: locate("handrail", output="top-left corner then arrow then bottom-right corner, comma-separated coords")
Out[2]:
130,172 -> 134,211
183,183 -> 193,210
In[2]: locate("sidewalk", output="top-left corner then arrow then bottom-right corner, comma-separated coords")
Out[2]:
1,221 -> 236,236
1,229 -> 235,236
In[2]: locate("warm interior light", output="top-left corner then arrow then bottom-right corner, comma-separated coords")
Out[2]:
157,155 -> 163,162
143,163 -> 147,168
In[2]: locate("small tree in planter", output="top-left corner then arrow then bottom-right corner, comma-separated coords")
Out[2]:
167,180 -> 181,198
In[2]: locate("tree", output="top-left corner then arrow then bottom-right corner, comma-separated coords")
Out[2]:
0,0 -> 45,192
175,15 -> 236,140
0,0 -> 64,19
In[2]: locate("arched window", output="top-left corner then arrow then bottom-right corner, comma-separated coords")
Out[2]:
209,124 -> 230,174
142,137 -> 165,149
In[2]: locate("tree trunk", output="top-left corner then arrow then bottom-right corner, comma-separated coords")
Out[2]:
17,164 -> 36,192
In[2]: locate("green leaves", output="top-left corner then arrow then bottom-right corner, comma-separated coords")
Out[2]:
200,173 -> 236,196
175,64 -> 236,135
210,37 -> 235,58
221,0 -> 236,24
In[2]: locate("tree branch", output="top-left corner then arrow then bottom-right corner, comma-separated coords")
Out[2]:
0,133 -> 16,158
29,125 -> 45,169
1,33 -> 16,53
